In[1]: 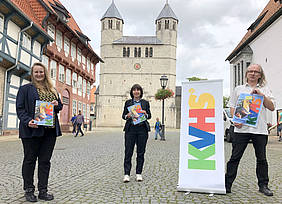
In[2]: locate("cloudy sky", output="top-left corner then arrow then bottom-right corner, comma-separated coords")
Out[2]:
60,0 -> 269,96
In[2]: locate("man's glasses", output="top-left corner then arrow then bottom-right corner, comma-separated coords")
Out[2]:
247,70 -> 261,74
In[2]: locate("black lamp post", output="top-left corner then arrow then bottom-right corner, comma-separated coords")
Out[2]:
160,75 -> 168,140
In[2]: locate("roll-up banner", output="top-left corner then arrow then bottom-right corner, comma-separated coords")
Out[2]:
177,80 -> 226,194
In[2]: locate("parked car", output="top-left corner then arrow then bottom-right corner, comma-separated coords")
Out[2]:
223,108 -> 234,143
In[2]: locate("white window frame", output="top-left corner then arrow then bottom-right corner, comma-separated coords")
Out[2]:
77,48 -> 82,64
72,100 -> 77,115
59,64 -> 65,83
87,57 -> 91,72
66,68 -> 71,85
0,13 -> 4,32
64,37 -> 70,56
87,81 -> 90,96
78,76 -> 82,96
83,103 -> 86,119
47,24 -> 55,39
50,60 -> 57,80
78,101 -> 82,112
22,32 -> 31,50
56,29 -> 62,50
71,42 -> 76,59
41,55 -> 49,70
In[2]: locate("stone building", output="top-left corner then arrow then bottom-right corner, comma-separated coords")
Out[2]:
96,1 -> 178,128
226,0 -> 282,124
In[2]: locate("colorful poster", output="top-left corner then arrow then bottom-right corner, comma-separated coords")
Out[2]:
34,100 -> 54,126
177,80 -> 225,194
127,103 -> 146,125
232,93 -> 264,127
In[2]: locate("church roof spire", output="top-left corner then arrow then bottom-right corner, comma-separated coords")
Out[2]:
101,1 -> 123,22
156,1 -> 178,22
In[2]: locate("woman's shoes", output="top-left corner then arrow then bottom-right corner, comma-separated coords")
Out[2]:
24,192 -> 37,202
38,191 -> 54,201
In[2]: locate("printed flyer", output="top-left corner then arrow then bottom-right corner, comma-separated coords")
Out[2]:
127,103 -> 146,125
34,100 -> 54,126
232,93 -> 264,127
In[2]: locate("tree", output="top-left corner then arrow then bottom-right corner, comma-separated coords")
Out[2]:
187,77 -> 207,81
223,96 -> 230,108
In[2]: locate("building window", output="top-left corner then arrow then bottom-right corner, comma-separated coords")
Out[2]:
59,64 -> 65,83
149,47 -> 153,57
72,72 -> 77,89
78,76 -> 82,96
138,47 -> 141,57
241,61 -> 244,85
134,47 -> 137,57
56,30 -> 62,50
145,47 -> 148,57
0,14 -> 4,32
123,47 -> 126,57
173,22 -> 176,30
83,103 -> 86,119
64,37 -> 70,56
246,62 -> 250,69
41,55 -> 49,69
22,32 -> 31,50
71,42 -> 76,59
116,21 -> 120,30
102,21 -> 105,30
78,101 -> 82,112
66,68 -> 71,85
50,60 -> 57,80
234,65 -> 237,87
87,57 -> 91,72
165,20 -> 169,29
77,48 -> 82,64
108,20 -> 113,29
47,24 -> 55,39
83,79 -> 86,95
158,21 -> 161,30
237,63 -> 240,85
87,81 -> 90,95
72,100 -> 77,115
127,47 -> 130,57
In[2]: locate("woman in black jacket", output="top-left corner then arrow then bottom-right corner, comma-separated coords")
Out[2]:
122,84 -> 151,182
16,62 -> 63,202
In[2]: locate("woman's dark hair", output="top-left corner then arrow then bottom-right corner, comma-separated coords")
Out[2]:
130,84 -> 143,99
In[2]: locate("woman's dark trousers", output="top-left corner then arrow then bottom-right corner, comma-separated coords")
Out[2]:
21,129 -> 56,192
225,133 -> 269,189
124,125 -> 148,175
76,123 -> 84,136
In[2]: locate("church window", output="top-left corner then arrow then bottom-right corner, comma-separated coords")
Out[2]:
123,47 -> 126,57
127,47 -> 130,57
165,20 -> 169,29
158,21 -> 161,30
116,21 -> 120,30
138,47 -> 141,57
173,22 -> 176,30
145,47 -> 148,57
108,20 -> 113,29
134,47 -> 137,57
149,47 -> 153,57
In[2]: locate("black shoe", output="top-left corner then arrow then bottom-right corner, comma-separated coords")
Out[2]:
259,186 -> 273,196
226,188 -> 231,193
38,191 -> 54,201
80,134 -> 84,137
24,192 -> 37,202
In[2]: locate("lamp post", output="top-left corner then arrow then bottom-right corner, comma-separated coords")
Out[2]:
160,75 -> 168,140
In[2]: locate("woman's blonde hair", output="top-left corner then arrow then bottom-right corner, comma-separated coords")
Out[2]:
31,62 -> 58,98
245,63 -> 266,86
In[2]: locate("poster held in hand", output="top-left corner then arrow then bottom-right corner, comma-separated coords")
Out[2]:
232,93 -> 264,127
127,103 -> 146,125
34,100 -> 54,126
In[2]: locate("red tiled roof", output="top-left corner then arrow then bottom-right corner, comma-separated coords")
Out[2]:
226,0 -> 282,61
10,0 -> 46,31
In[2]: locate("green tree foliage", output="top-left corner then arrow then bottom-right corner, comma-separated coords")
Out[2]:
187,77 -> 207,81
223,96 -> 230,108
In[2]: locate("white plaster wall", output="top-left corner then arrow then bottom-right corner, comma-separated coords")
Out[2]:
20,50 -> 30,66
249,16 -> 282,122
7,20 -> 20,40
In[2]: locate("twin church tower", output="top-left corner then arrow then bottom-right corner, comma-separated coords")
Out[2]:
96,1 -> 178,128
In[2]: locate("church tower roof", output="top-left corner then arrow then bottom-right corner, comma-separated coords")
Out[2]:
101,0 -> 123,23
156,2 -> 178,22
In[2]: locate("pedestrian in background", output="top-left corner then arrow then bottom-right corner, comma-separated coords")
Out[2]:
154,117 -> 161,140
277,110 -> 282,141
75,110 -> 84,137
122,84 -> 151,183
225,64 -> 275,196
70,114 -> 77,135
16,62 -> 63,202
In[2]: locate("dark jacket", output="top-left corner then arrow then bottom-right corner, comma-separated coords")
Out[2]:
122,99 -> 151,133
16,83 -> 63,138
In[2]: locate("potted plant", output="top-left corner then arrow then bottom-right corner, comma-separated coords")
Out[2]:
155,88 -> 174,100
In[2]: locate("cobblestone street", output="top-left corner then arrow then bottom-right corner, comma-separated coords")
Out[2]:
1,128 -> 282,203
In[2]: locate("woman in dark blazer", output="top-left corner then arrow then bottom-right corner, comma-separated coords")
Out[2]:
122,84 -> 151,183
16,62 -> 63,202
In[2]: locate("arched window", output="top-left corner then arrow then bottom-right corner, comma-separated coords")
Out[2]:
145,47 -> 148,57
123,47 -> 126,57
165,20 -> 169,29
138,47 -> 141,57
108,20 -> 113,29
158,21 -> 161,30
127,47 -> 130,57
134,47 -> 137,57
116,21 -> 120,30
173,22 -> 176,30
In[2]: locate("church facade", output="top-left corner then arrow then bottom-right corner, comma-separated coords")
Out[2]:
96,1 -> 178,128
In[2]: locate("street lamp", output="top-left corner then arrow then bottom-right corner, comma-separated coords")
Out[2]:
160,75 -> 168,141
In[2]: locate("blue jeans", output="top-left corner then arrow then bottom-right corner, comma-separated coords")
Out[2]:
155,129 -> 161,139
